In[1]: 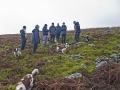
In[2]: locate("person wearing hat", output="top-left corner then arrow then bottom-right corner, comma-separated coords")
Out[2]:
61,22 -> 67,44
49,23 -> 56,43
20,26 -> 27,50
42,24 -> 49,46
73,21 -> 81,42
31,25 -> 40,53
56,23 -> 61,41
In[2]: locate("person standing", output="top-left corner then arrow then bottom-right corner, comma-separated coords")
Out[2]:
61,22 -> 67,44
49,23 -> 56,43
20,26 -> 27,50
56,23 -> 61,41
73,21 -> 81,42
42,24 -> 49,46
31,25 -> 40,53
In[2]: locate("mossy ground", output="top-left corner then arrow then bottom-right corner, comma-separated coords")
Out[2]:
0,27 -> 120,89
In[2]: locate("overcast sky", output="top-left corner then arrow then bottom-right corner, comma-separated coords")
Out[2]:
0,0 -> 120,35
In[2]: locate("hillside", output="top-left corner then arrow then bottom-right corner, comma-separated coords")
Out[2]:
0,27 -> 120,90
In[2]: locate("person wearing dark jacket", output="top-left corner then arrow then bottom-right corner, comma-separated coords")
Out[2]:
20,26 -> 27,50
42,24 -> 49,46
49,23 -> 56,43
31,25 -> 40,53
73,21 -> 81,42
56,23 -> 61,41
61,22 -> 67,44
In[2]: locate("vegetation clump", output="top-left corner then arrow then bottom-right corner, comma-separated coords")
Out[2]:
0,27 -> 120,89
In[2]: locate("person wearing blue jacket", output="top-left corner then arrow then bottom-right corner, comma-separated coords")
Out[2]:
61,22 -> 67,44
73,21 -> 81,42
56,23 -> 61,41
42,24 -> 49,46
20,26 -> 27,50
31,25 -> 40,53
49,23 -> 56,43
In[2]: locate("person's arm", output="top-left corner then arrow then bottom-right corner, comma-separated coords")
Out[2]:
49,27 -> 51,33
47,29 -> 49,32
59,26 -> 61,32
74,25 -> 77,31
61,26 -> 63,31
20,30 -> 25,37
55,26 -> 56,34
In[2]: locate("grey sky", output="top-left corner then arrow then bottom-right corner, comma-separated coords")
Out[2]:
0,0 -> 120,34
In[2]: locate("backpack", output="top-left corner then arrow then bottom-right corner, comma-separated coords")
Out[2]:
76,22 -> 80,33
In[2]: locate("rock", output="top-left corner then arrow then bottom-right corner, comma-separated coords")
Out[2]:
71,54 -> 84,60
104,28 -> 114,33
88,43 -> 95,47
95,58 -> 107,67
96,61 -> 107,67
95,58 -> 101,63
80,63 -> 86,68
49,46 -> 53,49
110,53 -> 117,62
47,60 -> 51,63
65,73 -> 82,79
110,53 -> 117,58
118,43 -> 120,50
68,40 -> 75,45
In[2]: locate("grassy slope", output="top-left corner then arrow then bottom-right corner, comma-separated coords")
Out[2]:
0,27 -> 120,89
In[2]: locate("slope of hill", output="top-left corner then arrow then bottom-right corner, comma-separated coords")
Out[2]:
0,27 -> 120,90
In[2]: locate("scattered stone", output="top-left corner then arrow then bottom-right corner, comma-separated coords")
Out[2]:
95,58 -> 100,63
71,54 -> 84,60
88,43 -> 95,46
102,56 -> 109,60
79,37 -> 89,42
95,58 -> 101,67
95,58 -> 107,67
80,63 -> 86,68
96,61 -> 107,67
95,53 -> 120,67
49,45 -> 53,49
47,60 -> 51,63
65,73 -> 82,79
104,28 -> 114,33
110,53 -> 118,62
118,42 -> 120,50
68,40 -> 75,45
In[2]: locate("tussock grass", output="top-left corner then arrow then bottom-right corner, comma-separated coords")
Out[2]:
0,27 -> 120,89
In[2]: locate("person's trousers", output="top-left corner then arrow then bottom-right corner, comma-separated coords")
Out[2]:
50,34 -> 55,43
75,33 -> 80,42
33,44 -> 38,53
56,33 -> 60,40
43,35 -> 48,46
21,40 -> 26,50
62,34 -> 66,44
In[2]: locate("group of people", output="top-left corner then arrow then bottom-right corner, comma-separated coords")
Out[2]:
20,21 -> 81,53
42,22 -> 67,46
